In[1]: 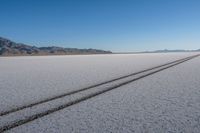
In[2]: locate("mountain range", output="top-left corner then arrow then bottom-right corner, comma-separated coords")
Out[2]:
144,49 -> 200,53
1,36 -> 199,56
0,37 -> 112,56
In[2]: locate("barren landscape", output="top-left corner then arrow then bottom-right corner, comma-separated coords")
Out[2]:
1,0 -> 200,132
1,52 -> 200,132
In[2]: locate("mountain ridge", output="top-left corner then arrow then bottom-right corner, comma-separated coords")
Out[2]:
1,37 -> 199,56
0,37 -> 112,56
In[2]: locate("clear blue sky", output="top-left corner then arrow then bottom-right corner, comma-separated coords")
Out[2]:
0,0 -> 200,52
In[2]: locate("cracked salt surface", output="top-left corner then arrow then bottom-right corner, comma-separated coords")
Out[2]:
0,53 -> 197,112
5,53 -> 200,133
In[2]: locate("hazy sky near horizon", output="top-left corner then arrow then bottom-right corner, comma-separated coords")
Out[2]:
0,0 -> 200,52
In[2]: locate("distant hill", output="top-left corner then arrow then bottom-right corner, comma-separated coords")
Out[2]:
115,49 -> 200,54
0,37 -> 112,56
144,49 -> 200,53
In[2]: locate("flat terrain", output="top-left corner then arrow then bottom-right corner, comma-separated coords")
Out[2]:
0,52 -> 200,132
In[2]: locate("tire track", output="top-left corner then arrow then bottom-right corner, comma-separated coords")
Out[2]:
0,55 -> 198,117
0,54 -> 199,132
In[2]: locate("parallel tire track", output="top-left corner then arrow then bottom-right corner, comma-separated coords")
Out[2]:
0,55 -> 198,117
0,54 -> 199,132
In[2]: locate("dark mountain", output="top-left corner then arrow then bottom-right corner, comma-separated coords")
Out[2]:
0,37 -> 112,56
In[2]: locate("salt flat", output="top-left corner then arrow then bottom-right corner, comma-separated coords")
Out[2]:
5,53 -> 200,133
0,52 -> 197,112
